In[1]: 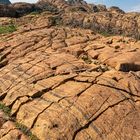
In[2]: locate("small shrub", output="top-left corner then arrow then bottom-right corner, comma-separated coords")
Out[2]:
98,31 -> 113,37
0,103 -> 11,115
81,55 -> 92,64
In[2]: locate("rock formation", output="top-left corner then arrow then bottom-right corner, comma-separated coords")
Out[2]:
0,0 -> 139,39
0,0 -> 140,140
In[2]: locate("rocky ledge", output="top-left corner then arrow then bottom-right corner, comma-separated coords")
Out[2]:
0,0 -> 140,140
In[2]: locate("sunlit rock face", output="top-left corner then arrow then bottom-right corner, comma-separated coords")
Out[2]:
0,0 -> 11,4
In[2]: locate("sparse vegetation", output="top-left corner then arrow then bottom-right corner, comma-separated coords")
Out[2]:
15,122 -> 39,140
81,55 -> 92,64
0,102 -> 38,139
0,24 -> 17,34
98,31 -> 115,37
0,102 -> 11,116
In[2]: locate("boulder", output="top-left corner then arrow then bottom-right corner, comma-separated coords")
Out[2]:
0,4 -> 17,17
12,2 -> 35,17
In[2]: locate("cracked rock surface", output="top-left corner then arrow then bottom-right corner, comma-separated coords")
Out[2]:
0,9 -> 140,140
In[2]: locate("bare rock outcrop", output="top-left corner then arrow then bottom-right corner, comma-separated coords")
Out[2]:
0,11 -> 140,139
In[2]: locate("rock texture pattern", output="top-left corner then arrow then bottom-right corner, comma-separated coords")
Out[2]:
0,1 -> 140,140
